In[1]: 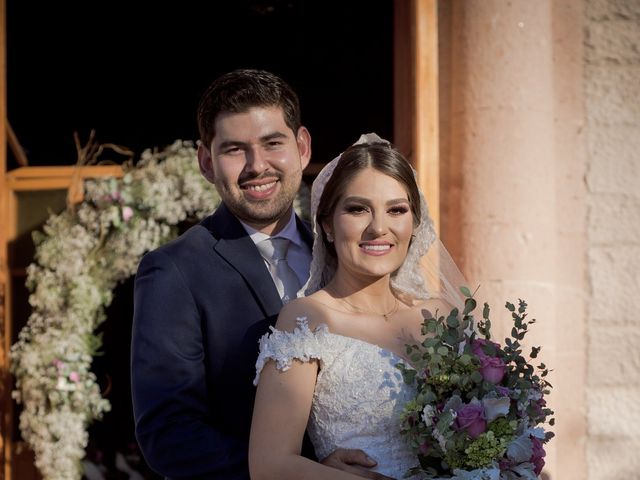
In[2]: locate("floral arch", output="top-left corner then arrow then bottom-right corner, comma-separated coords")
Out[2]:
10,140 -> 309,480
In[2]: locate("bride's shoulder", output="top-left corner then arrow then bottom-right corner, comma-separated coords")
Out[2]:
275,294 -> 333,333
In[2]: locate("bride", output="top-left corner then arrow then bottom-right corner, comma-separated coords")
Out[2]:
249,134 -> 465,479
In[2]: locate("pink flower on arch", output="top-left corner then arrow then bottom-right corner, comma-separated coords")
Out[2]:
122,206 -> 134,223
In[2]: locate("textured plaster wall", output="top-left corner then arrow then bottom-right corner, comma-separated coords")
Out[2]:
438,2 -> 588,478
585,0 -> 640,478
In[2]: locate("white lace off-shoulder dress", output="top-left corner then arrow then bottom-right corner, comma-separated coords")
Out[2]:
254,317 -> 421,479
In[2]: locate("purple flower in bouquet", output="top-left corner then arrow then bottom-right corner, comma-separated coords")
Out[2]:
471,338 -> 499,358
472,339 -> 507,384
397,293 -> 555,479
479,356 -> 507,384
419,441 -> 430,456
532,396 -> 547,417
530,436 -> 546,475
495,385 -> 511,397
456,402 -> 487,438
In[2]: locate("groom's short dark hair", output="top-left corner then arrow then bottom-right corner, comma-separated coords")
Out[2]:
197,69 -> 302,148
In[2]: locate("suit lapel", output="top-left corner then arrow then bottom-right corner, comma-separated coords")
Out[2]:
203,205 -> 283,318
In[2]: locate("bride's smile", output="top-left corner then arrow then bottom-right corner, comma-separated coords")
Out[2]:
359,240 -> 393,255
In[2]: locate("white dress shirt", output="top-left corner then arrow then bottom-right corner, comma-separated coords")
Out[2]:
240,210 -> 312,292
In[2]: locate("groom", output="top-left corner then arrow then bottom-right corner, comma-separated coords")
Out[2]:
131,69 -> 390,479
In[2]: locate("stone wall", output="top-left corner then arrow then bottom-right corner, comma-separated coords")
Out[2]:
584,0 -> 640,478
438,1 -> 590,477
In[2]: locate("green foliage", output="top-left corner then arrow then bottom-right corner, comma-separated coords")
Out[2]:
396,288 -> 555,478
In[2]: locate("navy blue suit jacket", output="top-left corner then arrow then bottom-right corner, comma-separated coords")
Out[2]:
131,203 -> 314,479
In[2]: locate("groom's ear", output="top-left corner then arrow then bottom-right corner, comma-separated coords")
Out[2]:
198,143 -> 215,184
295,126 -> 311,170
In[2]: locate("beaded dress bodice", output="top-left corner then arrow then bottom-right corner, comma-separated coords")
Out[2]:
254,317 -> 420,479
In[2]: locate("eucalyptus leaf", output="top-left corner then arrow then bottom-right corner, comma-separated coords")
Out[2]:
424,390 -> 437,403
403,370 -> 417,384
518,300 -> 528,313
436,411 -> 456,434
463,298 -> 477,315
443,333 -> 458,346
436,346 -> 449,356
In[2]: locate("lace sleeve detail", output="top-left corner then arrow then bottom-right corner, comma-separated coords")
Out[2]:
253,317 -> 327,386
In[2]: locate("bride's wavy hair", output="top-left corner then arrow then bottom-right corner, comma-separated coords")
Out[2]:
316,142 -> 422,262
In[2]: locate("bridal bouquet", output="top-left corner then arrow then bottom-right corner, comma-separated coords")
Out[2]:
396,288 -> 554,479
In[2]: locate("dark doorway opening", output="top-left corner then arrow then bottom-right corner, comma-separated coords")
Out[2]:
8,2 -> 394,478
7,1 -> 394,170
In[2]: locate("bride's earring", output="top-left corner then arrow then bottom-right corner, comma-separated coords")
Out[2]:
326,233 -> 334,243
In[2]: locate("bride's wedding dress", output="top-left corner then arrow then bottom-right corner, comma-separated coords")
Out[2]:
252,134 -> 465,479
254,317 -> 420,479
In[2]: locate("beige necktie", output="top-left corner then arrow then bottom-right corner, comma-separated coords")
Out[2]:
257,237 -> 301,303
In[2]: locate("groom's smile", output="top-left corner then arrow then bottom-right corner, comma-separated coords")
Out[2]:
239,172 -> 282,201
